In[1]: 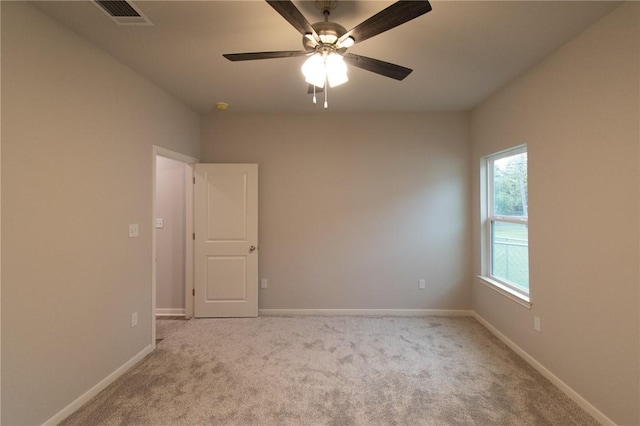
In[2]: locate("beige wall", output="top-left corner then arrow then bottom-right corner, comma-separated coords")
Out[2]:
155,156 -> 186,311
470,3 -> 639,425
1,3 -> 200,425
201,112 -> 471,311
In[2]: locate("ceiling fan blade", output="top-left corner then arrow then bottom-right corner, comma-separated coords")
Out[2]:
343,53 -> 412,81
338,1 -> 432,46
307,84 -> 324,95
223,51 -> 309,61
266,1 -> 320,42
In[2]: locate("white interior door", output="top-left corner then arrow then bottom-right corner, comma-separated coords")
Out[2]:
194,163 -> 258,317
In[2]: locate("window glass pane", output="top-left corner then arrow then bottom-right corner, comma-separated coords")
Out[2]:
491,221 -> 529,290
493,152 -> 527,217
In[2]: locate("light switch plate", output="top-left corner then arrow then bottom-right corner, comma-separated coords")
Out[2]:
155,218 -> 164,229
128,224 -> 139,238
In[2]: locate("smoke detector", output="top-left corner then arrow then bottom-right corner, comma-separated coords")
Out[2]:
215,102 -> 230,112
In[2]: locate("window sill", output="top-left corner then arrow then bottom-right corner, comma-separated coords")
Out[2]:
476,275 -> 531,309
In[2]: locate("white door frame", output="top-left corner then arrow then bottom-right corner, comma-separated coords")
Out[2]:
151,146 -> 198,346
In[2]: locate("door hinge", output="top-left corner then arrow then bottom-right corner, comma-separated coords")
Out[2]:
193,177 -> 196,184
192,289 -> 195,296
193,233 -> 195,240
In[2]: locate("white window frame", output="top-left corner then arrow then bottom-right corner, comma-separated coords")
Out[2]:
478,145 -> 531,308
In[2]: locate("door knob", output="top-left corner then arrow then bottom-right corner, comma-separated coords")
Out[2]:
249,245 -> 256,253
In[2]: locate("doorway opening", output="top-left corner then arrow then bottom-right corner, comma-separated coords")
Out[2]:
152,146 -> 197,346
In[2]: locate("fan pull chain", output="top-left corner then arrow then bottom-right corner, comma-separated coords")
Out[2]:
324,78 -> 328,109
312,85 -> 317,105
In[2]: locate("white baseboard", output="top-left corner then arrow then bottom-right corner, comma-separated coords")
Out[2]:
42,344 -> 153,426
259,308 -> 473,317
472,312 -> 615,426
155,308 -> 186,317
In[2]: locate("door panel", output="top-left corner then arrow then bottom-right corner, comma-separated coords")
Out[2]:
206,172 -> 247,240
205,256 -> 246,300
194,164 -> 258,317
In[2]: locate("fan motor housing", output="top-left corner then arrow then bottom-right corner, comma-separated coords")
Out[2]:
303,21 -> 348,52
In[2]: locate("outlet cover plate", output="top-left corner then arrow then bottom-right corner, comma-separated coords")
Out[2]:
534,316 -> 541,332
128,224 -> 139,238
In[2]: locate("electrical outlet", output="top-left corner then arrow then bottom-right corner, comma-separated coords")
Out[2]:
128,224 -> 139,238
534,316 -> 541,332
260,278 -> 268,289
419,279 -> 426,290
131,312 -> 138,327
155,218 -> 164,229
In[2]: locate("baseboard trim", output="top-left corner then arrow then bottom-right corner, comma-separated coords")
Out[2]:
259,309 -> 473,317
42,344 -> 153,426
155,308 -> 186,317
472,312 -> 615,426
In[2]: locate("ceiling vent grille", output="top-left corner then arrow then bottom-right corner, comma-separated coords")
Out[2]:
93,0 -> 153,26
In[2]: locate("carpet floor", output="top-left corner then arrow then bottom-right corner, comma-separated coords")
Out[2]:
156,319 -> 188,341
61,316 -> 597,425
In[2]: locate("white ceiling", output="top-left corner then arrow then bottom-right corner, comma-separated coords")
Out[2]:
33,0 -> 621,114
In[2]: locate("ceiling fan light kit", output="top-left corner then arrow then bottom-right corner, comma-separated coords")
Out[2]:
302,51 -> 348,88
223,0 -> 432,109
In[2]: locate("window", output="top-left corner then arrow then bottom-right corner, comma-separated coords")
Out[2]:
481,145 -> 529,303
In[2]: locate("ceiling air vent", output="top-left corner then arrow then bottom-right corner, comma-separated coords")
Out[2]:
93,0 -> 153,26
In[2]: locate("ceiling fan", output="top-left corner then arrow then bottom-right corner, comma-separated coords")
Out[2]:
223,0 -> 432,108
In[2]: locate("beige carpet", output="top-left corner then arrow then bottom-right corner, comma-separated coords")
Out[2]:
156,318 -> 188,341
61,316 -> 597,425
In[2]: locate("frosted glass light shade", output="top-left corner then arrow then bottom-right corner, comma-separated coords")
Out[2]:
340,36 -> 355,48
302,54 -> 326,88
319,33 -> 339,44
326,53 -> 348,87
